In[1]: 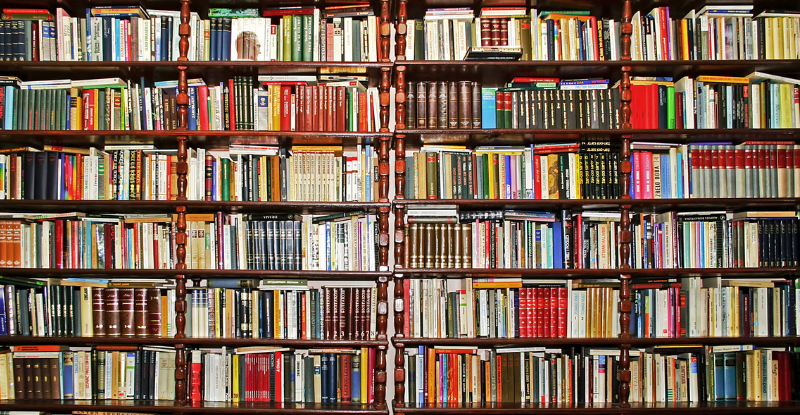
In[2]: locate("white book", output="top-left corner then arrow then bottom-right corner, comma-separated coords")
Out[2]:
343,17 -> 353,61
312,9 -> 321,61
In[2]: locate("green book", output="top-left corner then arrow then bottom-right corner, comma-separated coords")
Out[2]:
291,15 -> 302,61
519,18 -> 532,61
282,15 -> 293,61
221,158 -> 231,201
414,20 -> 424,60
302,14 -> 313,62
496,90 -> 504,128
352,19 -> 362,62
59,89 -> 68,130
667,86 -> 676,129
97,89 -> 106,130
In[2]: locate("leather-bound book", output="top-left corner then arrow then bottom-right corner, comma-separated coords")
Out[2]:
424,223 -> 434,268
480,18 -> 491,46
92,287 -> 106,336
490,19 -> 501,46
41,358 -> 51,399
104,288 -> 121,337
500,19 -> 509,46
453,223 -> 463,268
49,357 -> 61,399
437,81 -> 448,129
406,82 -> 416,129
119,288 -> 136,337
471,82 -> 482,128
462,223 -> 472,267
134,288 -> 149,337
416,82 -> 427,129
13,357 -> 25,398
147,288 -> 162,337
448,81 -> 459,129
24,358 -> 34,399
409,223 -> 419,268
458,81 -> 471,129
427,81 -> 437,129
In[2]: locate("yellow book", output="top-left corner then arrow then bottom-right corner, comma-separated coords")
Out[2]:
680,19 -> 690,59
427,346 -> 435,402
231,354 -> 240,402
360,348 -> 368,402
271,85 -> 281,130
572,153 -> 581,200
472,282 -> 523,289
777,18 -> 785,60
251,290 -> 258,338
695,75 -> 750,84
214,288 -> 221,339
765,19 -> 774,59
274,290 -> 281,339
772,18 -> 781,59
780,83 -> 792,128
488,154 -> 496,199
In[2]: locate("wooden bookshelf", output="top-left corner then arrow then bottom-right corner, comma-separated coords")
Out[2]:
394,336 -> 800,348
0,400 -> 390,414
391,402 -> 800,414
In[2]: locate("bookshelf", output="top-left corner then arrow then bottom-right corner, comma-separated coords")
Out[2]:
392,0 -> 800,413
0,0 -> 392,413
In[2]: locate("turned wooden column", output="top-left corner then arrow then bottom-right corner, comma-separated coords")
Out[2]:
617,0 -> 634,408
174,0 -> 191,405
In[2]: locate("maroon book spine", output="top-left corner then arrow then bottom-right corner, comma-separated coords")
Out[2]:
92,287 -> 106,336
105,288 -> 121,337
119,288 -> 136,337
134,288 -> 149,337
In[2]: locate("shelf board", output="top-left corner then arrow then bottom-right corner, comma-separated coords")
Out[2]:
0,200 -> 390,215
395,128 -> 800,146
392,336 -> 800,348
393,268 -> 800,278
392,401 -> 800,414
395,198 -> 800,212
0,130 -> 390,147
0,400 -> 388,414
0,269 -> 392,280
397,59 -> 800,81
0,336 -> 388,347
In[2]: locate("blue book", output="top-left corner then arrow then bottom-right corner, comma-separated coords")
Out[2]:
535,229 -> 542,268
481,88 -> 497,129
661,154 -> 671,199
441,353 -> 447,401
351,355 -> 361,403
210,20 -> 217,61
724,353 -> 737,400
63,352 -> 75,398
713,353 -> 725,401
85,8 -> 92,61
114,19 -> 121,61
0,288 -> 6,335
631,291 -> 640,337
187,87 -> 198,130
676,152 -> 684,198
4,86 -> 15,130
629,155 -> 635,198
504,155 -> 511,198
552,221 -> 563,269
222,18 -> 232,61
320,353 -> 329,403
328,353 -> 337,403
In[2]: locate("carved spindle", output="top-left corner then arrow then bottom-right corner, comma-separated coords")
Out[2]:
375,275 -> 389,408
379,0 -> 391,62
380,68 -> 391,132
379,136 -> 391,203
396,0 -> 408,61
396,68 -> 407,130
617,0 -> 634,408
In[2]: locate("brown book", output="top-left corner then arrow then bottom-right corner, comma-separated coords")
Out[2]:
436,223 -> 445,267
104,288 -> 121,337
480,18 -> 491,46
426,81 -> 437,129
462,223 -> 472,267
304,85 -> 313,132
119,288 -> 135,337
472,82 -> 482,128
500,19 -> 509,46
24,358 -> 34,399
338,287 -> 346,341
134,288 -> 148,337
41,358 -> 51,399
406,82 -> 416,129
447,82 -> 459,129
92,287 -> 107,336
426,152 -> 438,198
437,81 -> 448,129
296,86 -> 305,131
146,288 -> 162,337
458,81 -> 471,129
326,86 -> 335,132
49,357 -> 60,399
424,223 -> 434,268
13,357 -> 25,398
344,287 -> 353,340
324,287 -> 332,340
490,19 -> 501,46
445,223 -> 455,268
416,82 -> 427,129
453,223 -> 462,268
314,85 -> 322,131
409,223 -> 419,268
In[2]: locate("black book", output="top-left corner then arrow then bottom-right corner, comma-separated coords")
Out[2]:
233,289 -> 241,338
134,350 -> 142,399
64,286 -> 73,336
72,287 -> 81,336
264,290 -> 274,338
406,82 -> 416,129
285,354 -> 293,402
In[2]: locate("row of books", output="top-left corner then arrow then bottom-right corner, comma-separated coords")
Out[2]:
629,142 -> 800,200
403,278 -> 622,340
187,347 -> 376,403
185,283 -> 378,340
404,78 -> 621,130
402,345 -> 800,405
0,75 -> 383,132
0,282 -> 176,337
405,8 -> 621,61
0,345 -> 177,400
0,5 -> 387,62
401,346 -> 611,404
404,141 -> 620,200
404,210 -> 626,270
629,211 -> 798,269
632,6 -> 800,61
631,73 -> 800,130
633,277 -> 799,339
0,212 -> 379,271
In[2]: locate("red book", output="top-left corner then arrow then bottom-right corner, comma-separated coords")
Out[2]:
519,288 -> 528,338
495,353 -> 502,402
574,214 -> 583,269
536,287 -> 544,338
630,85 -> 644,128
647,84 -> 659,128
280,86 -> 292,131
549,287 -> 559,338
11,345 -> 66,352
54,220 -> 64,268
557,287 -> 567,337
541,287 -> 550,338
227,78 -> 236,131
83,89 -> 94,130
533,156 -> 542,199
274,351 -> 282,403
357,92 -> 367,132
337,86 -> 346,132
198,86 -> 209,130
341,354 -> 352,402
633,151 -> 642,199
303,86 -> 314,132
642,151 -> 653,199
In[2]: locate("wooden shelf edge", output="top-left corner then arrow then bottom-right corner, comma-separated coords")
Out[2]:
391,336 -> 800,347
0,336 -> 389,347
393,268 -> 800,278
0,269 -> 393,279
391,401 -> 800,414
394,198 -> 800,209
0,400 -> 389,414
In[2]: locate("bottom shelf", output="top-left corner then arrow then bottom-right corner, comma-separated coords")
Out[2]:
0,400 -> 389,414
392,401 -> 800,414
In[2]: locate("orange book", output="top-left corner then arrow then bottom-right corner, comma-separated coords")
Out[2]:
12,345 -> 67,352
